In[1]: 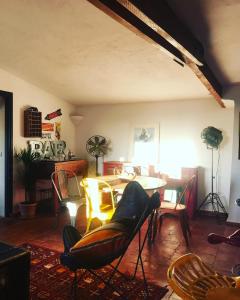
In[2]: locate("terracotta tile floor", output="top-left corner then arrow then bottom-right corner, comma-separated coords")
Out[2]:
0,213 -> 239,299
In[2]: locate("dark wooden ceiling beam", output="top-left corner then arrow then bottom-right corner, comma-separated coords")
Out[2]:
88,0 -> 225,108
117,0 -> 204,65
184,57 -> 225,108
88,0 -> 184,63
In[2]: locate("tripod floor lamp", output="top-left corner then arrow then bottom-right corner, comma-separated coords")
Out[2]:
198,126 -> 228,220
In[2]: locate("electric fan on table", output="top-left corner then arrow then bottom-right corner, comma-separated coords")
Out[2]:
86,135 -> 109,176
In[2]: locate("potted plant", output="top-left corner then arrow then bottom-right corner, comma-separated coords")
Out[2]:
15,147 -> 38,218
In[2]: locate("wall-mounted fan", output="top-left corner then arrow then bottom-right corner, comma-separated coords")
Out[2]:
86,135 -> 109,176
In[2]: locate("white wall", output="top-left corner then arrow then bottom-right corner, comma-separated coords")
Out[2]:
76,99 -> 234,211
0,67 -> 77,211
225,86 -> 240,222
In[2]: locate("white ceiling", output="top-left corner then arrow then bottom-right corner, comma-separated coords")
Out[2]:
0,0 -> 238,105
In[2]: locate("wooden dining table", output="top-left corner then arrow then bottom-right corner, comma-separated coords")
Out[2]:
96,175 -> 166,195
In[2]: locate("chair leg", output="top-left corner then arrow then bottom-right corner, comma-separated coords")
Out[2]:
70,269 -> 88,300
54,209 -> 60,229
88,269 -> 125,299
151,209 -> 159,243
179,213 -> 189,247
139,252 -> 149,298
71,271 -> 78,300
158,213 -> 163,232
184,211 -> 191,237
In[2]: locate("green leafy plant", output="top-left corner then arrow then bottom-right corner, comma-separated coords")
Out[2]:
15,147 -> 38,203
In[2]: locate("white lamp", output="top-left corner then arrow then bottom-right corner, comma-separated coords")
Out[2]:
70,115 -> 83,126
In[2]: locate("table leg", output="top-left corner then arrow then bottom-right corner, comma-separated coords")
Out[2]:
147,209 -> 159,243
152,209 -> 159,242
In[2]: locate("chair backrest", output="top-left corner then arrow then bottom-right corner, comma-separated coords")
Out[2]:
168,253 -> 215,300
174,175 -> 196,210
167,253 -> 236,300
81,178 -> 116,224
51,170 -> 81,203
111,181 -> 160,249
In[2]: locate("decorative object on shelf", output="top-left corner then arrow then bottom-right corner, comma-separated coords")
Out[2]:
24,107 -> 42,138
198,126 -> 227,221
41,133 -> 52,139
86,135 -> 111,176
67,149 -> 74,160
45,108 -> 62,120
15,147 -> 39,218
29,140 -> 66,160
42,123 -> 54,132
70,114 -> 83,126
55,122 -> 61,140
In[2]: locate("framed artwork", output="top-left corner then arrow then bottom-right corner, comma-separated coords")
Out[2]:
129,124 -> 159,164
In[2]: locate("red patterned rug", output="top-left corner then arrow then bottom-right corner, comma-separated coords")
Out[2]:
22,243 -> 168,300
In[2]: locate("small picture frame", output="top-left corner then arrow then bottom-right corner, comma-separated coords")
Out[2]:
129,124 -> 159,164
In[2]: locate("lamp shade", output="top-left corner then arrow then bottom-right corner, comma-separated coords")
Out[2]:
201,126 -> 223,149
70,115 -> 83,126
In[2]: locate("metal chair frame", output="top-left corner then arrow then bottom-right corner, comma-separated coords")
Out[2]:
51,169 -> 83,227
157,175 -> 196,246
72,211 -> 154,299
81,177 -> 116,233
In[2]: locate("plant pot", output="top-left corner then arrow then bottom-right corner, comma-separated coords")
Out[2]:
19,202 -> 37,219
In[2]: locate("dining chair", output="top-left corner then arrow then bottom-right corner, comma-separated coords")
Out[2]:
80,177 -> 116,233
167,253 -> 240,300
51,170 -> 84,227
158,175 -> 196,246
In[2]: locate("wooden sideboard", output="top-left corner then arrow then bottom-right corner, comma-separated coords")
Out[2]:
103,161 -> 141,175
31,159 -> 88,212
103,161 -> 124,175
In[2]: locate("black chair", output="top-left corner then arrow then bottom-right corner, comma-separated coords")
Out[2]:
60,181 -> 160,299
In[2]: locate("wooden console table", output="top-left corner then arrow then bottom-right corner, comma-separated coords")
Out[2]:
31,159 -> 88,213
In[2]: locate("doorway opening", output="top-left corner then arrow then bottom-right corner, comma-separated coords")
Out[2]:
0,90 -> 13,217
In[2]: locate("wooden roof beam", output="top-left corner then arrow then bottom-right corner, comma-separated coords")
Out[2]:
88,0 -> 184,64
88,0 -> 225,107
117,0 -> 204,65
185,57 -> 225,108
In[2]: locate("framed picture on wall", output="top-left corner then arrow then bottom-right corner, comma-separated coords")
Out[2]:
129,124 -> 160,165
